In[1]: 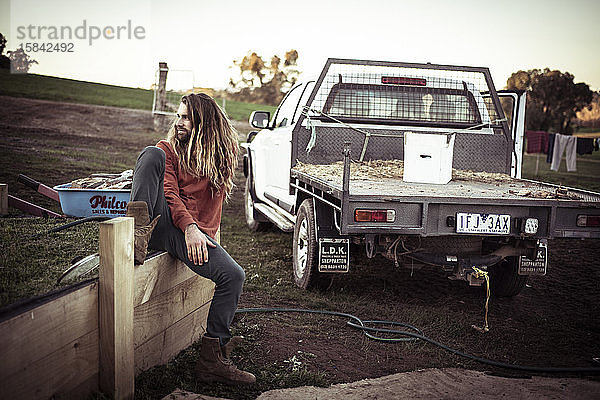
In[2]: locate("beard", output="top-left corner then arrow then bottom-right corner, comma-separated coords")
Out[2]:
176,129 -> 191,143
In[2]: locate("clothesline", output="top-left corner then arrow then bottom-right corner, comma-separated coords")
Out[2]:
525,130 -> 599,173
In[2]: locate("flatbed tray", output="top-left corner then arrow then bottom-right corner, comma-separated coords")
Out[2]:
291,161 -> 600,205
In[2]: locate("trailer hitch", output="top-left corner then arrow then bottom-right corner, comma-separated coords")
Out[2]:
408,252 -> 503,269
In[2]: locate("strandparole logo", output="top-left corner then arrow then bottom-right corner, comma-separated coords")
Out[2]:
15,20 -> 146,46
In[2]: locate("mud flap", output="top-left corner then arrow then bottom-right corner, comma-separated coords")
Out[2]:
318,238 -> 349,273
518,239 -> 548,275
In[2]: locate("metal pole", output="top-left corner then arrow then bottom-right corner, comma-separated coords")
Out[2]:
341,142 -> 351,235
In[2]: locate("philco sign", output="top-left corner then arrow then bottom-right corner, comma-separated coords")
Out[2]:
89,195 -> 127,216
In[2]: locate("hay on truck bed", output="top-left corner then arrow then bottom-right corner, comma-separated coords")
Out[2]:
293,160 -> 581,200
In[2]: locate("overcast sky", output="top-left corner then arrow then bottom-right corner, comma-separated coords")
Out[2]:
1,0 -> 599,92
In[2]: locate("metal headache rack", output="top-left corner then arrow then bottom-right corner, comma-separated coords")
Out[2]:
292,59 -> 513,173
305,60 -> 503,128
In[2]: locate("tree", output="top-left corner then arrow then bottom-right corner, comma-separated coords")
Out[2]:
575,91 -> 600,129
507,68 -> 593,133
229,50 -> 300,105
8,47 -> 38,73
0,33 -> 10,69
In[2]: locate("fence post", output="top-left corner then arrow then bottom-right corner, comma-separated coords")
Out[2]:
153,62 -> 170,132
0,184 -> 7,215
156,62 -> 168,112
99,217 -> 135,400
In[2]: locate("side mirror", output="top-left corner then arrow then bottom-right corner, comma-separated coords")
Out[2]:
249,111 -> 270,129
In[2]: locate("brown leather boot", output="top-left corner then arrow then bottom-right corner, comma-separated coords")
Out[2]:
195,335 -> 256,385
125,201 -> 160,265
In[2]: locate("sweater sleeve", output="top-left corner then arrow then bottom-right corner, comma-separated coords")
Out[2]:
156,141 -> 196,232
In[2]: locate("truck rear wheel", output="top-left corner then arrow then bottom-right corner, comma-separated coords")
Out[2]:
244,178 -> 271,232
488,256 -> 528,297
293,199 -> 332,290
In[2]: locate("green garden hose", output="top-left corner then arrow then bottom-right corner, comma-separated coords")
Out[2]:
236,307 -> 600,374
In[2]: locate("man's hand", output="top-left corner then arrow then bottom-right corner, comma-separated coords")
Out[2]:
184,224 -> 216,265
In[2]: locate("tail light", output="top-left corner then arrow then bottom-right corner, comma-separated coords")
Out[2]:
577,215 -> 600,227
354,209 -> 396,222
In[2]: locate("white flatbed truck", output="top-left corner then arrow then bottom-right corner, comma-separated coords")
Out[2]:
242,58 -> 600,296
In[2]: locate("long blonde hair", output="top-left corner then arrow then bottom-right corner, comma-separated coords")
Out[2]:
167,93 -> 238,198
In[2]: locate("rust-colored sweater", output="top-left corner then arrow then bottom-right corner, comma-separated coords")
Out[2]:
156,140 -> 224,238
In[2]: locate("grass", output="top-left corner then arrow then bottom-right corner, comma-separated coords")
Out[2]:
0,69 -> 276,119
0,69 -> 154,109
522,150 -> 600,192
0,218 -> 98,306
574,127 -> 600,134
216,97 -> 276,122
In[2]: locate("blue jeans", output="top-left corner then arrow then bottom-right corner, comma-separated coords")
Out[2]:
130,146 -> 245,345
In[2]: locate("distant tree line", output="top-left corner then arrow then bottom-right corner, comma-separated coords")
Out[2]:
506,69 -> 595,133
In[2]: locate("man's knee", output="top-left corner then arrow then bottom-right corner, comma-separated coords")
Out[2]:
137,146 -> 165,168
219,260 -> 245,291
230,262 -> 245,287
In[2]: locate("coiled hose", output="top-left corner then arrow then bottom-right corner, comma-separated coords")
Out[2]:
236,307 -> 600,374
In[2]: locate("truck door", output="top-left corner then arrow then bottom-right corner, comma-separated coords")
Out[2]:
251,82 -> 315,213
252,83 -> 304,213
484,90 -> 527,178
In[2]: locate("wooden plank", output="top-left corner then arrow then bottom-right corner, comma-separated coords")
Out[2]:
7,194 -> 63,218
134,302 -> 211,372
59,373 -> 98,400
0,281 -> 98,377
134,256 -> 160,306
0,329 -> 99,400
133,223 -> 220,306
134,275 -> 215,348
99,217 -> 134,400
134,252 -> 196,307
0,183 -> 7,215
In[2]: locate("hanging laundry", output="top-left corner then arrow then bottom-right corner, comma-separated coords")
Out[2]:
551,134 -> 577,172
525,130 -> 549,154
546,133 -> 556,163
576,137 -> 594,155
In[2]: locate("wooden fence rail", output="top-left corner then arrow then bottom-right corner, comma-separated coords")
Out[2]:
0,217 -> 215,399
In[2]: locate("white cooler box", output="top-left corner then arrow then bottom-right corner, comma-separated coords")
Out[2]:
403,132 -> 455,184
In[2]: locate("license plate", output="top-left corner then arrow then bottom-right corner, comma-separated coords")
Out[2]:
318,238 -> 349,273
519,239 -> 548,276
456,213 -> 510,235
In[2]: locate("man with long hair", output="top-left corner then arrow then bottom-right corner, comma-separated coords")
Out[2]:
126,93 -> 255,385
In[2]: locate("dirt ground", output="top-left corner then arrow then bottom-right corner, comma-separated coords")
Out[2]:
165,368 -> 600,399
2,97 -> 599,398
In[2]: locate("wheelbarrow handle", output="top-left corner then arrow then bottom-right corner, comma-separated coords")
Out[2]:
18,174 -> 40,190
17,174 -> 60,202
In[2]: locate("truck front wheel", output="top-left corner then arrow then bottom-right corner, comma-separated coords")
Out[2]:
293,199 -> 332,290
488,256 -> 528,297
